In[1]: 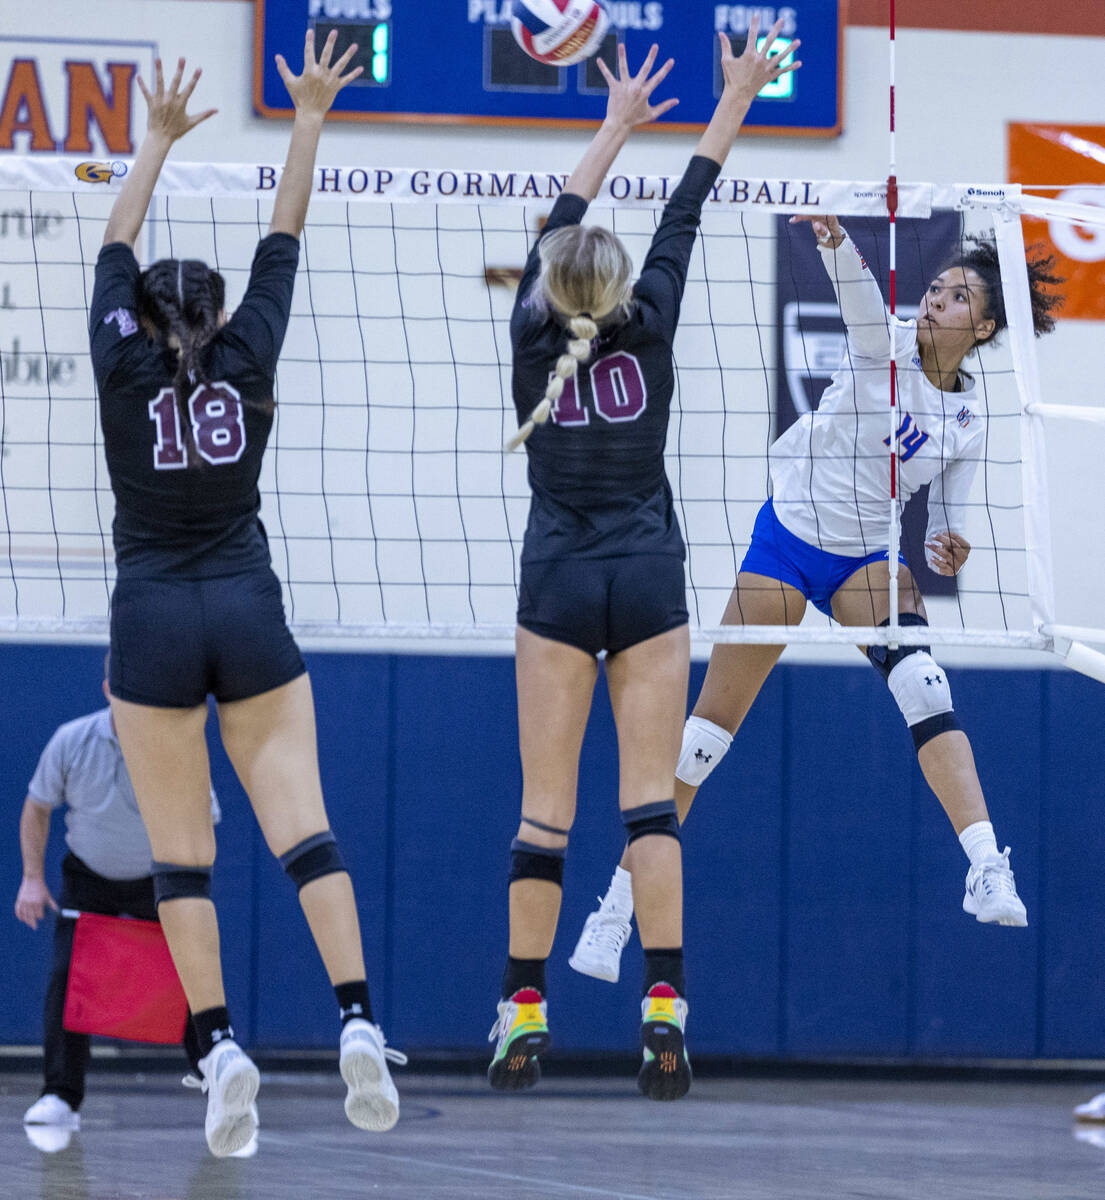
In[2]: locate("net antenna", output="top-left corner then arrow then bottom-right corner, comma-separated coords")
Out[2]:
886,0 -> 901,650
0,157 -> 1104,681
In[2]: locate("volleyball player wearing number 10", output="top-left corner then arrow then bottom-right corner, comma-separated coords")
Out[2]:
489,23 -> 800,1100
89,34 -> 404,1156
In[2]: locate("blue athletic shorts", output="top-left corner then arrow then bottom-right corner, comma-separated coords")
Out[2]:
109,567 -> 306,707
739,498 -> 907,618
518,553 -> 688,657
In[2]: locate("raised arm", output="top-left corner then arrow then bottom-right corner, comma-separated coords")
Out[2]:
562,43 -> 678,203
102,58 -> 216,247
270,29 -> 363,238
694,18 -> 800,168
790,215 -> 895,359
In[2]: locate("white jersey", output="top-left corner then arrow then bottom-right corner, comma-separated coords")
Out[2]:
770,233 -> 985,563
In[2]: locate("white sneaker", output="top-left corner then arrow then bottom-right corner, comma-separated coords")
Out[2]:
1075,1091 -> 1105,1123
24,1124 -> 73,1153
23,1094 -> 79,1128
184,1074 -> 259,1156
196,1039 -> 260,1158
962,847 -> 1028,926
339,1019 -> 406,1132
569,895 -> 634,983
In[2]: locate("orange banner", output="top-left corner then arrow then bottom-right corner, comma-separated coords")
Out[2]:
1008,123 -> 1105,320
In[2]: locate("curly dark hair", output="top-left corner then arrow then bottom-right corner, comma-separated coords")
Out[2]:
939,239 -> 1063,348
137,259 -> 226,464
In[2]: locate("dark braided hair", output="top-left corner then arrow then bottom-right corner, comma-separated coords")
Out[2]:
939,239 -> 1064,348
137,258 -> 226,463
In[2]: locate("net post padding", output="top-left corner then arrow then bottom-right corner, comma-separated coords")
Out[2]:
992,208 -> 1056,639
1054,639 -> 1105,687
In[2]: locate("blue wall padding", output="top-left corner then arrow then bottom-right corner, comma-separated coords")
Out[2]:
2,643 -> 1101,1061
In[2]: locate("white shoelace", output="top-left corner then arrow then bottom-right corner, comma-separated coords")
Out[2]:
487,1016 -> 503,1043
976,850 -> 1017,896
583,901 -> 632,952
346,1023 -> 408,1067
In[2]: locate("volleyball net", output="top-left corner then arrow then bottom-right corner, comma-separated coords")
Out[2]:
0,157 -> 1103,674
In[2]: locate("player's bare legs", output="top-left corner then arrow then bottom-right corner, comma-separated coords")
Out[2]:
486,628 -> 596,1092
606,622 -> 693,1100
605,624 -> 689,947
571,575 -> 801,984
831,560 -> 988,835
108,697 -> 224,1011
217,674 -> 365,985
832,560 -> 1025,926
512,627 -> 598,956
219,672 -> 403,1131
609,573 -> 805,873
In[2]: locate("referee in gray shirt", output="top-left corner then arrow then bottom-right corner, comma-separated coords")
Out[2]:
15,666 -> 218,1129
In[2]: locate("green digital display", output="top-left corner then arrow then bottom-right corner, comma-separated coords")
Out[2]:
312,19 -> 391,88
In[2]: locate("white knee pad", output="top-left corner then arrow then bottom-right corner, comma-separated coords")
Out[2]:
675,716 -> 733,787
887,651 -> 954,727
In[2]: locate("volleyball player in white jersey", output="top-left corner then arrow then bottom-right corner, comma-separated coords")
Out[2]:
570,213 -> 1061,983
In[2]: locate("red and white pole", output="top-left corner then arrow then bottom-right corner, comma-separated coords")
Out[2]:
887,0 -> 901,647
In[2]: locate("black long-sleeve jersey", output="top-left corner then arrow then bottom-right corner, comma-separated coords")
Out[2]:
89,233 -> 299,577
510,154 -> 721,564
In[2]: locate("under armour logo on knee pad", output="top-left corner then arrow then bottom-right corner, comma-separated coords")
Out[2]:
924,674 -> 943,686
694,749 -> 712,763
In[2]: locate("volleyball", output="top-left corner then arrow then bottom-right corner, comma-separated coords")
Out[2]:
510,0 -> 610,67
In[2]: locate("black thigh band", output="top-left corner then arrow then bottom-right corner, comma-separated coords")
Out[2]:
911,711 -> 962,750
622,799 -> 680,845
866,613 -> 931,681
509,838 -> 565,887
151,861 -> 213,906
520,815 -> 571,837
279,830 -> 347,891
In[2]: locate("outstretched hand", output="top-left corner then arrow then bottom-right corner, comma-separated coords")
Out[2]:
718,15 -> 801,104
596,43 -> 678,130
137,58 -> 217,142
789,213 -> 845,249
275,28 -> 363,119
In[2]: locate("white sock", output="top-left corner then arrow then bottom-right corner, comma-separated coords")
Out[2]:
959,820 -> 999,868
606,866 -> 634,916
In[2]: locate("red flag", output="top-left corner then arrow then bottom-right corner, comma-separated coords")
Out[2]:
63,913 -> 188,1044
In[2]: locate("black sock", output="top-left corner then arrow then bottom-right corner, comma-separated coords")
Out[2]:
643,948 -> 685,998
193,1006 -> 234,1060
501,956 -> 547,1000
183,1012 -> 203,1076
335,980 -> 374,1027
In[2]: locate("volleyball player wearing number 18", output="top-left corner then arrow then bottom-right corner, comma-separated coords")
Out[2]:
571,215 -> 1063,985
90,36 -> 404,1156
489,24 -> 799,1101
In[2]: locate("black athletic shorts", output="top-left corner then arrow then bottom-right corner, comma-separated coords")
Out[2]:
109,566 -> 306,707
517,553 -> 688,657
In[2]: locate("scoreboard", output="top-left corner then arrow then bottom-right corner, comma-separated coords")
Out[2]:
254,2 -> 843,136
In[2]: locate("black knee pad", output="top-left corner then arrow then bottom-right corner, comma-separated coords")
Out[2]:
866,613 -> 931,681
622,800 -> 680,845
910,711 -> 961,751
152,861 -> 212,907
509,838 -> 565,887
279,830 -> 347,891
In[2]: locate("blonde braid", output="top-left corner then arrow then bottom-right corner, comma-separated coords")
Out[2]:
504,315 -> 598,452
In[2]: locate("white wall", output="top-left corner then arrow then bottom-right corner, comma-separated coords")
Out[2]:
3,2 -> 1103,660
